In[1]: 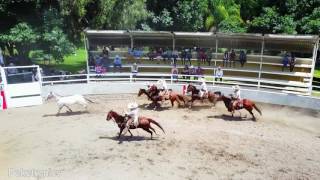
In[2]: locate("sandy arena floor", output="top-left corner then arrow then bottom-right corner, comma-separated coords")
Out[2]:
1,94 -> 320,180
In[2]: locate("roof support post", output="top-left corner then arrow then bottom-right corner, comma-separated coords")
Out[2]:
258,36 -> 265,89
84,35 -> 90,83
130,34 -> 134,49
172,34 -> 175,51
309,39 -> 319,95
215,35 -> 218,67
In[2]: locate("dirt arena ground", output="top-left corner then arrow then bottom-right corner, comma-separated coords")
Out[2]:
1,94 -> 320,180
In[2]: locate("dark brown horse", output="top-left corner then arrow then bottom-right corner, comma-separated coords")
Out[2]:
106,110 -> 165,139
138,89 -> 164,109
186,84 -> 221,108
147,87 -> 186,107
217,95 -> 262,120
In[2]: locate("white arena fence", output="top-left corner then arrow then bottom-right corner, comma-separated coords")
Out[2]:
42,72 -> 315,96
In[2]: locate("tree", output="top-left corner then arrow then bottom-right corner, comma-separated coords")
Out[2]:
250,7 -> 297,34
41,8 -> 75,63
299,7 -> 320,34
0,22 -> 38,63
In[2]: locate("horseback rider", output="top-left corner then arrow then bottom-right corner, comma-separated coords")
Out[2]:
123,102 -> 139,135
199,78 -> 208,99
157,79 -> 168,96
232,85 -> 242,108
146,82 -> 158,97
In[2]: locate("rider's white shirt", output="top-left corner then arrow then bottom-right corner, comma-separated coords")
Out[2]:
157,80 -> 168,90
233,90 -> 241,99
200,82 -> 208,91
126,108 -> 139,127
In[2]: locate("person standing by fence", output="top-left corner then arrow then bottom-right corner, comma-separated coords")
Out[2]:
239,50 -> 247,67
289,53 -> 296,72
131,63 -> 138,82
223,50 -> 229,67
215,66 -> 223,82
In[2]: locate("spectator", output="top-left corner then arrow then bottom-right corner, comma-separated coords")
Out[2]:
172,49 -> 179,65
186,48 -> 192,65
131,63 -> 138,82
206,48 -> 213,66
195,65 -> 204,80
102,46 -> 109,57
0,48 -> 4,66
200,49 -> 206,64
7,62 -> 18,74
230,49 -> 236,67
180,49 -> 186,65
171,65 -> 179,82
223,50 -> 229,67
215,66 -> 223,82
182,65 -> 189,79
113,55 -> 122,72
239,50 -> 247,67
289,53 -> 296,72
189,65 -> 196,80
282,53 -> 289,71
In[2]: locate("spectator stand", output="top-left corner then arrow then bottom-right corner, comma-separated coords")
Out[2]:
84,30 -> 319,95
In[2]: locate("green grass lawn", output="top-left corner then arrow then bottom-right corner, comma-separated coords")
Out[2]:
32,48 -> 87,73
314,68 -> 320,78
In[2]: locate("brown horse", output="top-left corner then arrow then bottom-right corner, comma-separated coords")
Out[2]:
106,110 -> 165,139
138,88 -> 164,109
148,87 -> 186,107
217,95 -> 262,120
186,84 -> 221,108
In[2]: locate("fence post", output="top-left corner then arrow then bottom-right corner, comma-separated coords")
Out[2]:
130,74 -> 132,82
170,74 -> 173,84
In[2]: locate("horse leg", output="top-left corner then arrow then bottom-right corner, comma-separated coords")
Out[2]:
65,105 -> 73,112
142,128 -> 153,139
170,98 -> 174,107
118,127 -> 124,139
128,130 -> 133,137
56,106 -> 63,115
149,126 -> 158,135
248,109 -> 256,121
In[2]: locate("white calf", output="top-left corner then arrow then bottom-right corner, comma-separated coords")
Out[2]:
46,92 -> 90,114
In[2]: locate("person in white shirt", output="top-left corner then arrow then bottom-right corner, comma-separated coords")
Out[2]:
157,79 -> 168,97
232,85 -> 242,108
199,78 -> 208,99
215,66 -> 223,82
122,102 -> 139,135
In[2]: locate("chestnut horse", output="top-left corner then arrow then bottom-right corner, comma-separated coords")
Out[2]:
186,84 -> 221,108
106,110 -> 165,139
148,87 -> 186,107
138,89 -> 164,109
217,95 -> 262,120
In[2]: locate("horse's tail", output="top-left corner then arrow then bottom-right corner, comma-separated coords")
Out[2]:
148,119 -> 165,134
253,103 -> 262,116
84,97 -> 95,103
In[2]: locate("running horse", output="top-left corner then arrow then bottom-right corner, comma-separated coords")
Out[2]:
138,89 -> 165,109
147,86 -> 186,107
106,110 -> 165,139
186,84 -> 221,108
217,94 -> 262,120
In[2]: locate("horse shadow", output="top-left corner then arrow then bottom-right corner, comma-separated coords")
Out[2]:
99,135 -> 158,144
138,103 -> 170,111
188,105 -> 214,111
43,111 -> 89,117
209,114 -> 254,121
